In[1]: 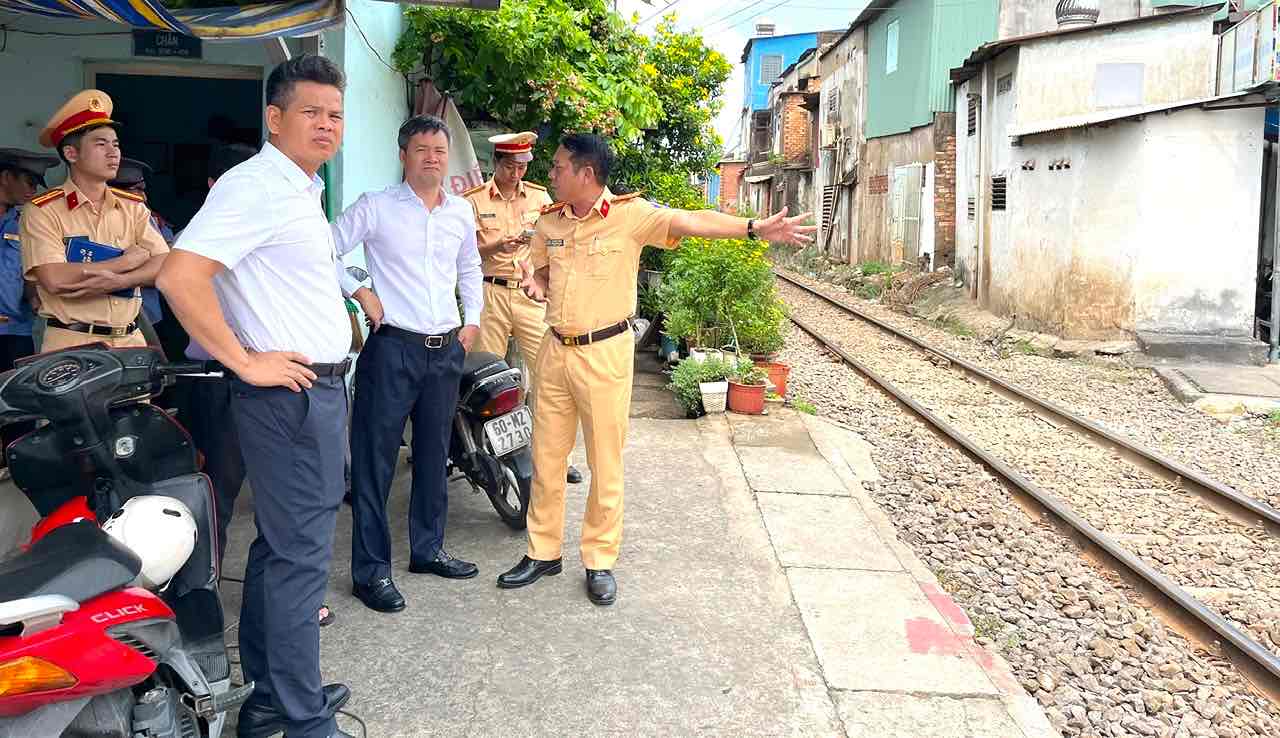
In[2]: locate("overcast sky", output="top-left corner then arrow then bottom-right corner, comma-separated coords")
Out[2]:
616,0 -> 871,153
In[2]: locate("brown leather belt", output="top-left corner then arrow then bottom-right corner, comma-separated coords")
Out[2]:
483,276 -> 519,288
46,318 -> 138,337
552,320 -> 630,347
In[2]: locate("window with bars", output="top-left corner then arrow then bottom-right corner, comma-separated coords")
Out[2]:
991,176 -> 1008,211
967,95 -> 979,136
966,197 -> 975,221
997,74 -> 1013,95
760,54 -> 784,83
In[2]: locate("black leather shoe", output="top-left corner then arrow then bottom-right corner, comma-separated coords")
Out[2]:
566,465 -> 583,484
352,577 -> 405,613
237,683 -> 351,738
586,569 -> 616,606
496,556 -> 562,589
409,550 -> 478,579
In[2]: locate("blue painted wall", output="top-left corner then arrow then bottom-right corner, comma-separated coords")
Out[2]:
743,33 -> 820,112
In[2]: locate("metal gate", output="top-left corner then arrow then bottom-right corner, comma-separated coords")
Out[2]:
889,163 -> 924,264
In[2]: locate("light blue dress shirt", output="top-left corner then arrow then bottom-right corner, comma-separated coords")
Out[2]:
331,181 -> 483,335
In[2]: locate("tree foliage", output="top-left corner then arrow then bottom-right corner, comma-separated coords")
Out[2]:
393,2 -> 730,200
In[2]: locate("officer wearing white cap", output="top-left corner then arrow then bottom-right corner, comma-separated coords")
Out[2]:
465,131 -> 582,484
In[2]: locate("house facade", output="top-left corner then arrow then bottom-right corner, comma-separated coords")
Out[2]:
951,4 -> 1270,352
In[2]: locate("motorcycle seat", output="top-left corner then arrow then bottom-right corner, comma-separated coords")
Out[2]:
0,521 -> 141,606
462,351 -> 507,379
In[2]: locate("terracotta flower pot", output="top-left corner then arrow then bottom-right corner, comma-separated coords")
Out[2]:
727,380 -> 766,415
753,361 -> 791,397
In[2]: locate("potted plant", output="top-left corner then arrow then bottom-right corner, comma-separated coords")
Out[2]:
727,360 -> 768,415
667,355 -> 731,417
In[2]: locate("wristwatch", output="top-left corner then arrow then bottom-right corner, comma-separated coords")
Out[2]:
746,219 -> 758,241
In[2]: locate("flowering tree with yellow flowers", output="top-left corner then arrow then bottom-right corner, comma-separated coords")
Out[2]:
393,1 -> 730,211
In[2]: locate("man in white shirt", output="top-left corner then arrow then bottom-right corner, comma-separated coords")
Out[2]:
156,55 -> 354,738
333,114 -> 484,614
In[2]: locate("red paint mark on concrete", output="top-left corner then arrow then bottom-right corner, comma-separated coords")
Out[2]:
905,617 -> 968,657
920,581 -> 972,629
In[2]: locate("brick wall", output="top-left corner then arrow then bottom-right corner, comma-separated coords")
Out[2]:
932,112 -> 957,269
782,95 -> 811,162
718,162 -> 746,212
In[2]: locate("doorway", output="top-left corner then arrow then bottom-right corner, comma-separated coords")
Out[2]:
86,63 -> 263,230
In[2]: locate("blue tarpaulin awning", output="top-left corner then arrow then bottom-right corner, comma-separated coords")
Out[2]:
0,0 -> 344,39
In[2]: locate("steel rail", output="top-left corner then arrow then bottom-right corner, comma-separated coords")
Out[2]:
775,270 -> 1280,537
782,293 -> 1280,702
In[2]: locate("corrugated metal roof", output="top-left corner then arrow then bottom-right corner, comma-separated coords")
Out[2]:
950,3 -> 1223,84
743,173 -> 775,183
1007,91 -> 1260,138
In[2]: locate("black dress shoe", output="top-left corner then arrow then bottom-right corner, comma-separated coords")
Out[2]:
408,550 -> 478,579
237,683 -> 351,738
586,569 -> 616,606
352,577 -> 405,613
496,556 -> 563,589
566,465 -> 583,484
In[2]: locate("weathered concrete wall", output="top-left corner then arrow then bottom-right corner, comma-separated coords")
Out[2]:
857,124 -> 935,264
954,77 -> 979,288
1014,12 -> 1217,129
996,107 -> 1263,338
997,0 -> 1146,40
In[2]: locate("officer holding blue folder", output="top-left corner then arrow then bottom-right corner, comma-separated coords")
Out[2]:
19,90 -> 169,353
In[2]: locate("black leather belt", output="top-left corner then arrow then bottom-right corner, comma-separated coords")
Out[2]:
46,318 -> 138,337
483,276 -> 519,288
552,320 -> 630,347
379,325 -> 457,349
308,359 -> 352,377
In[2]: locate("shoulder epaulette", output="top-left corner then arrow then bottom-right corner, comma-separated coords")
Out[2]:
29,190 -> 65,208
524,182 -> 547,192
110,187 -> 146,203
611,192 -> 645,205
541,202 -> 568,214
461,183 -> 487,197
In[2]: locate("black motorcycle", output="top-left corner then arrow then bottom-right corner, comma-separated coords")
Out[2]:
449,351 -> 534,530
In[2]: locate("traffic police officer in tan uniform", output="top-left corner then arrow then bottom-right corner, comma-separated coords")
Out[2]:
464,131 -> 582,485
20,90 -> 169,353
496,133 -> 815,605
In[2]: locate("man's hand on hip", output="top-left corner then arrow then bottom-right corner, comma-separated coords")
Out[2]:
458,325 -> 479,352
354,287 -> 384,332
235,351 -> 317,392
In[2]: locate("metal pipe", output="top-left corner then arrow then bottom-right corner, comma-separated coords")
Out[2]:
1271,139 -> 1280,362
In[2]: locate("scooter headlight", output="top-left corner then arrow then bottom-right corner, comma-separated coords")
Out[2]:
0,656 -> 77,698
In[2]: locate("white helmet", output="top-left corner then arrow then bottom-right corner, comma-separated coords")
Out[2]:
103,496 -> 197,590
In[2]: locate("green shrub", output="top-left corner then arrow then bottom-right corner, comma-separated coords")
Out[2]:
667,355 -> 734,416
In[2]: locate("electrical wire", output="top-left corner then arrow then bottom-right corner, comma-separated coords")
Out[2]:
345,8 -> 398,75
636,0 -> 689,26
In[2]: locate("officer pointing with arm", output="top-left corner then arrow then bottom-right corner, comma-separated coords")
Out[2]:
497,133 -> 815,605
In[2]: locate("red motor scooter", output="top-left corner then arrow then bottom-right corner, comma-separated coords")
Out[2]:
0,345 -> 250,737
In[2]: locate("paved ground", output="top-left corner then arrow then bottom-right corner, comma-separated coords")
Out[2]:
0,346 -> 1057,736
1152,362 -> 1280,415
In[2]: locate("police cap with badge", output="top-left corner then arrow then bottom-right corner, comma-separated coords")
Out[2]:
489,131 -> 537,163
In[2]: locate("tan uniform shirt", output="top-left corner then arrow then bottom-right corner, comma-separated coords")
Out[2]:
530,188 -> 679,336
465,179 -> 553,279
19,181 -> 168,327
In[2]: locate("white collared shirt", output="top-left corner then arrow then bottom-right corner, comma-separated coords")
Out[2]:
174,142 -> 350,364
331,181 -> 483,335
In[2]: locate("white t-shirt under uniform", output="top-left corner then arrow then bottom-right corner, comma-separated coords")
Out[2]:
174,142 -> 350,365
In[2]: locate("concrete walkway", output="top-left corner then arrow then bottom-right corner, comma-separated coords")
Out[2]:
0,349 -> 1057,736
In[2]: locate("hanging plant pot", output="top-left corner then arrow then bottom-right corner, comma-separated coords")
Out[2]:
727,380 -> 766,415
753,361 -> 791,397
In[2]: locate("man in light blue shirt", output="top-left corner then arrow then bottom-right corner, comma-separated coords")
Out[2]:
332,114 -> 484,614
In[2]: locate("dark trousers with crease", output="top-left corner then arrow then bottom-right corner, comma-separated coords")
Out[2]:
350,329 -> 463,586
231,375 -> 347,738
175,376 -> 247,569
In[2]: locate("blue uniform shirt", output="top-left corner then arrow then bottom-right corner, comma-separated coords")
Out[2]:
140,213 -> 173,325
0,208 -> 34,336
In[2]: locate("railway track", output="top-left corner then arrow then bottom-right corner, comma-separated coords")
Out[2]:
774,269 -> 1280,704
